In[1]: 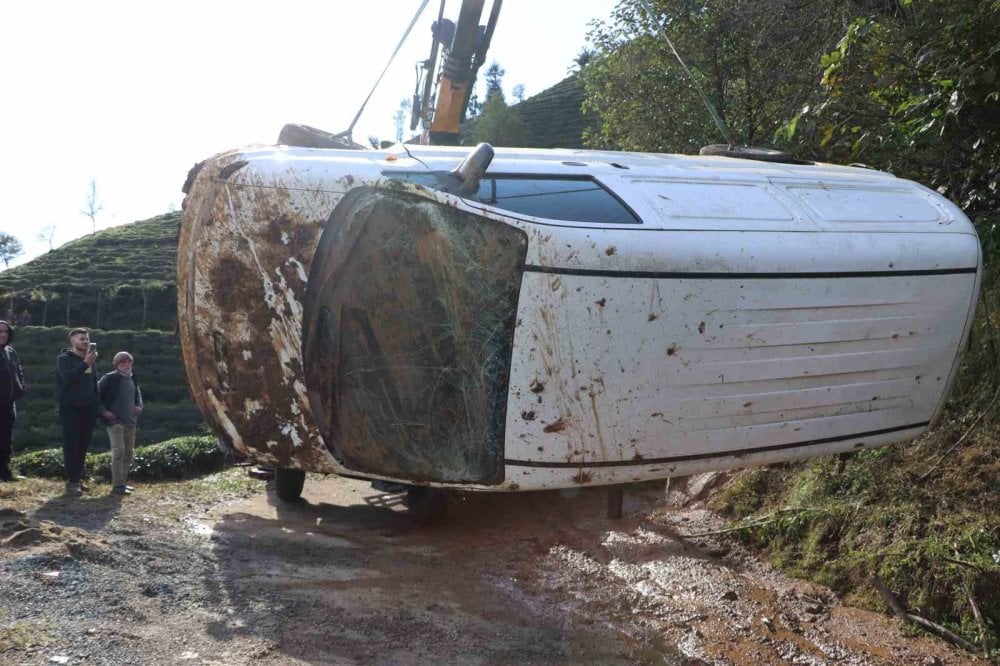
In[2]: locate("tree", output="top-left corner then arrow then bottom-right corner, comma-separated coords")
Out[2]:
81,178 -> 104,235
512,84 -> 526,103
569,48 -> 596,74
484,61 -> 506,103
581,0 -> 853,152
469,93 -> 529,147
0,232 -> 23,268
36,224 -> 57,251
782,0 -> 1000,223
393,98 -> 413,143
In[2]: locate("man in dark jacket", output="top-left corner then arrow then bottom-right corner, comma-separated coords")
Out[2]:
98,351 -> 142,496
55,328 -> 99,496
0,320 -> 26,481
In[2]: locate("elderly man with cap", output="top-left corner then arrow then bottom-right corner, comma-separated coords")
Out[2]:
98,351 -> 143,495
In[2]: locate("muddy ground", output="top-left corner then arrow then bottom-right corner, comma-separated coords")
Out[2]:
0,471 -> 987,665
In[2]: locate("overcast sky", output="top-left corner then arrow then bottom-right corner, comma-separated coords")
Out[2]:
0,0 -> 618,266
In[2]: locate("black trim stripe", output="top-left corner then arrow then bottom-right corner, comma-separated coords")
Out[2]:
504,422 -> 929,469
523,265 -> 977,280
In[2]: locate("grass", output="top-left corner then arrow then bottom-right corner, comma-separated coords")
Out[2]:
0,618 -> 55,651
0,466 -> 265,523
710,376 -> 1000,657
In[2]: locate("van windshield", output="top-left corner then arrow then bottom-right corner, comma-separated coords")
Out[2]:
386,173 -> 641,224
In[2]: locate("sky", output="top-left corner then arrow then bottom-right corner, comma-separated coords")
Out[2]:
0,0 -> 619,267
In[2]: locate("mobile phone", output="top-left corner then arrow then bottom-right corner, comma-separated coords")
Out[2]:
88,342 -> 97,355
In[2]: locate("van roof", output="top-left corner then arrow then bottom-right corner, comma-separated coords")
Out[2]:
261,143 -> 900,183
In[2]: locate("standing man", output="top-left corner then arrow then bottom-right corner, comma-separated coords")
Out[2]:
0,320 -> 26,482
98,352 -> 142,496
55,328 -> 99,496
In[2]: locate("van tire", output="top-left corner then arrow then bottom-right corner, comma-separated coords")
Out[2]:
405,487 -> 448,524
275,468 -> 306,501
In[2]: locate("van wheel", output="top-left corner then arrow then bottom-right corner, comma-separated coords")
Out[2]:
405,487 -> 448,524
275,468 -> 306,501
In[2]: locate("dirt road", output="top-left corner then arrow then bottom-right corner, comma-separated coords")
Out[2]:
0,472 -> 985,664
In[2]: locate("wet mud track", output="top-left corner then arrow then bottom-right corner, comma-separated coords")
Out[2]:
202,476 -> 981,665
1,474 -> 985,664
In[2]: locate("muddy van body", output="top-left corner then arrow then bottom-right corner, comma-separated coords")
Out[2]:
178,144 -> 980,492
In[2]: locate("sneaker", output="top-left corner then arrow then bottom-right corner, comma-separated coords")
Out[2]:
124,485 -> 134,492
65,483 -> 83,497
111,485 -> 132,496
0,472 -> 25,482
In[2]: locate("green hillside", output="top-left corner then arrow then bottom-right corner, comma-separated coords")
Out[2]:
11,326 -> 204,454
0,213 -> 204,454
0,213 -> 179,331
461,75 -> 598,148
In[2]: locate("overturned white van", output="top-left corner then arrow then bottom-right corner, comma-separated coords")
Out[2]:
178,142 -> 980,501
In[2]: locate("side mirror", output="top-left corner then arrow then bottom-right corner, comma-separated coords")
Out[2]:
451,143 -> 494,196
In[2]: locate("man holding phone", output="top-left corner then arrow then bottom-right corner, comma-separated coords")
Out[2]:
55,328 -> 99,497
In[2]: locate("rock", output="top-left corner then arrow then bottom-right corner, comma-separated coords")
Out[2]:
761,616 -> 775,632
3,527 -> 45,548
720,590 -> 738,602
48,656 -> 70,664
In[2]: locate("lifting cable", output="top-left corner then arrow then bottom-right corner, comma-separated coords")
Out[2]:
636,0 -> 735,147
335,0 -> 432,143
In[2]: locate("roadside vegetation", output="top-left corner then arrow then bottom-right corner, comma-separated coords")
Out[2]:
578,0 -> 999,656
12,435 -> 224,482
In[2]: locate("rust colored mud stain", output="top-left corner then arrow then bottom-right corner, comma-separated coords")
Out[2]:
529,380 -> 546,394
698,321 -> 706,334
210,256 -> 254,307
667,343 -> 678,356
595,298 -> 606,307
521,410 -> 536,421
573,470 -> 592,484
647,313 -> 658,322
543,418 -> 567,434
605,246 -> 616,256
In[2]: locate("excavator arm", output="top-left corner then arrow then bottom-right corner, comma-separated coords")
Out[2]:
417,0 -> 502,145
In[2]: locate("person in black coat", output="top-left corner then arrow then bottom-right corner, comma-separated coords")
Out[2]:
55,328 -> 99,496
0,320 -> 26,481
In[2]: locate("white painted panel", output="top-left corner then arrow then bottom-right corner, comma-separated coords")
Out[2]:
786,185 -> 949,230
636,180 -> 794,220
503,269 -> 975,480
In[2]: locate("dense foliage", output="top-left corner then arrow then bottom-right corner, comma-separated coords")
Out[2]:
582,0 -> 854,152
12,435 -> 223,481
781,0 -> 1000,225
584,0 -> 999,654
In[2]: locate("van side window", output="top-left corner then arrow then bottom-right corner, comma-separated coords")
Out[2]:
385,173 -> 640,224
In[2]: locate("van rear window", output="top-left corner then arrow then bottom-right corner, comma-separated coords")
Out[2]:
386,173 -> 640,224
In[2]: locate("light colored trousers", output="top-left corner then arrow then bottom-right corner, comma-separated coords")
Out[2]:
107,424 -> 137,486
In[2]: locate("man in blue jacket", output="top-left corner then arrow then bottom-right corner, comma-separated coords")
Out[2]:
55,328 -> 99,497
